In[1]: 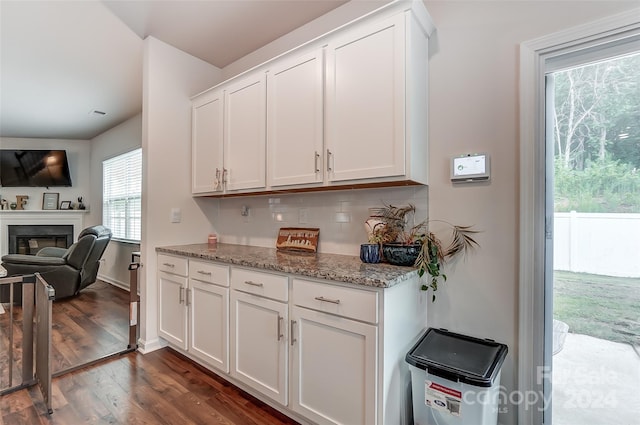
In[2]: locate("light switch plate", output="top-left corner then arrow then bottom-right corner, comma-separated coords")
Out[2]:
170,208 -> 181,223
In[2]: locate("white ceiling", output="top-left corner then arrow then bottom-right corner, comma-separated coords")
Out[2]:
0,0 -> 348,140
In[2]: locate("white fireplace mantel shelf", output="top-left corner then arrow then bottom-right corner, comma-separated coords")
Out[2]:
0,210 -> 88,257
0,210 -> 89,214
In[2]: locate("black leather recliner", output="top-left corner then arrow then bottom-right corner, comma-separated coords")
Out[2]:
0,225 -> 112,303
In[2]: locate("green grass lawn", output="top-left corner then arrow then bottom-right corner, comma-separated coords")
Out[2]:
554,271 -> 640,346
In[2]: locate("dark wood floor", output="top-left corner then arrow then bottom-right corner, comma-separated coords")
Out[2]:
1,280 -> 130,383
1,281 -> 300,424
0,348 -> 300,425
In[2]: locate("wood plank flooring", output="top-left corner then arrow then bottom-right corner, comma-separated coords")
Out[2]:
1,280 -> 130,385
1,281 -> 301,424
0,348 -> 300,425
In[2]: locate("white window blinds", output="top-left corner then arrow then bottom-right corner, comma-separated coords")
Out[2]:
103,148 -> 142,242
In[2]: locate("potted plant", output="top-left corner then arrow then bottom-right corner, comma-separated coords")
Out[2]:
367,204 -> 479,301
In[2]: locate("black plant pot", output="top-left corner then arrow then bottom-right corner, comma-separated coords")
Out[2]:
382,243 -> 421,266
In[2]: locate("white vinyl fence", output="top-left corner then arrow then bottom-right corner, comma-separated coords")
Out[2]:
554,212 -> 640,278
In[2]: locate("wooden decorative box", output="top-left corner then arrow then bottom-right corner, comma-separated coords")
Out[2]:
276,227 -> 319,253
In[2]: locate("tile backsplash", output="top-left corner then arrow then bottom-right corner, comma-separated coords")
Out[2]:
212,186 -> 428,256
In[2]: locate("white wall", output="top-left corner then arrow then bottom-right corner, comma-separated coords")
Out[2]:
140,36 -> 222,352
221,0 -> 391,79
423,2 -> 640,423
0,137 -> 91,211
89,113 -> 142,288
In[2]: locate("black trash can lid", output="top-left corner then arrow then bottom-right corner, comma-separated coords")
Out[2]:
406,328 -> 508,387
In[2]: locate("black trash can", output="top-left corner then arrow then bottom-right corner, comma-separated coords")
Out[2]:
406,328 -> 508,425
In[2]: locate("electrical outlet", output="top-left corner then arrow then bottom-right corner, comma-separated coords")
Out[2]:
242,206 -> 251,223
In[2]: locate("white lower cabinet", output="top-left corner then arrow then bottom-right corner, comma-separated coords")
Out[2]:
290,305 -> 377,425
230,268 -> 289,404
158,270 -> 188,349
290,277 -> 379,424
230,290 -> 288,405
158,253 -> 426,425
189,279 -> 229,371
158,254 -> 189,349
158,257 -> 230,372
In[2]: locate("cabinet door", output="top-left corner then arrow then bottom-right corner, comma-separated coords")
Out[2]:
158,271 -> 188,350
224,74 -> 266,191
267,50 -> 324,187
189,279 -> 229,372
325,14 -> 405,182
230,290 -> 288,405
291,306 -> 377,425
192,90 -> 224,194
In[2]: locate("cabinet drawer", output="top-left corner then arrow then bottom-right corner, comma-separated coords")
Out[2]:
189,260 -> 230,287
292,278 -> 378,324
158,254 -> 188,276
231,268 -> 288,302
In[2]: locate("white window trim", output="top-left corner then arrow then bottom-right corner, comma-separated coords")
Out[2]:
519,9 -> 640,425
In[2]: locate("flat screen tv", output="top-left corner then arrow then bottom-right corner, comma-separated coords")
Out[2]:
0,149 -> 72,187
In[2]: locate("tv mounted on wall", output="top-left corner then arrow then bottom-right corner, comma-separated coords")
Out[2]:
0,149 -> 73,187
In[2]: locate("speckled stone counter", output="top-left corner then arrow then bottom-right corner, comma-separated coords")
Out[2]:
156,243 -> 418,288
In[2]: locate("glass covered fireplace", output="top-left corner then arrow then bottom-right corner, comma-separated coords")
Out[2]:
8,225 -> 73,255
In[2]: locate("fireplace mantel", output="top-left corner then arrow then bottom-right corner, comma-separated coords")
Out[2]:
0,210 -> 87,257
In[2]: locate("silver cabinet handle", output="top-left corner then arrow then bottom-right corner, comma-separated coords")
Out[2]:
277,315 -> 284,341
314,296 -> 340,305
290,320 -> 297,346
326,149 -> 333,172
197,270 -> 212,276
314,151 -> 320,173
222,168 -> 228,184
214,168 -> 221,189
179,287 -> 185,304
244,280 -> 264,287
163,263 -> 175,268
186,288 -> 191,307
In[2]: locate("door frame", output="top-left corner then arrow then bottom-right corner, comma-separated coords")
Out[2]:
518,9 -> 640,425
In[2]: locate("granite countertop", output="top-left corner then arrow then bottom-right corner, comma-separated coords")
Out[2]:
156,243 -> 418,288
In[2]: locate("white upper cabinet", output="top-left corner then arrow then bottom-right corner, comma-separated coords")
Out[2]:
192,89 -> 224,194
224,73 -> 267,192
191,1 -> 433,196
325,14 -> 406,183
267,50 -> 324,188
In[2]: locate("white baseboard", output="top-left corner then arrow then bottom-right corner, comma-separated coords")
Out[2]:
98,274 -> 130,292
137,337 -> 166,354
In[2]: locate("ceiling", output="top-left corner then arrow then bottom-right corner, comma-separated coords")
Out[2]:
0,0 -> 350,141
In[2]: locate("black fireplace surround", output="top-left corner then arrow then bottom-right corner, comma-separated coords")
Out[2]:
8,225 -> 74,255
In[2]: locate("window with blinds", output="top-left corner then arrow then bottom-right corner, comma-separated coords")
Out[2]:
103,148 -> 142,242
